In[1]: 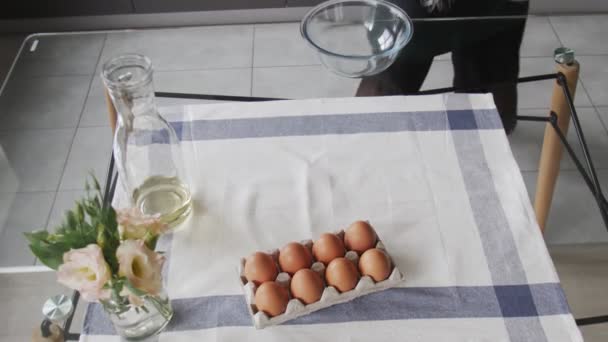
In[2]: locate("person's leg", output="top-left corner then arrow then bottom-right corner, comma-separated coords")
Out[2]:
450,0 -> 528,133
452,19 -> 526,133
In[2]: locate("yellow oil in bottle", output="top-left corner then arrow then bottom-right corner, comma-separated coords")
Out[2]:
133,176 -> 192,228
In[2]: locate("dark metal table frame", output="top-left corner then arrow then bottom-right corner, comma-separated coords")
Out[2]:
57,72 -> 608,340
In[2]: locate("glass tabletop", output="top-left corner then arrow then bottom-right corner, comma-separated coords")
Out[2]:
3,6 -> 608,341
0,11 -> 600,270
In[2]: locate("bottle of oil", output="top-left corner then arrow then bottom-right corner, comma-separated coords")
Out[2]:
102,54 -> 191,228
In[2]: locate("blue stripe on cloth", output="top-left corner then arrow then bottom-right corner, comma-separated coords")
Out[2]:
131,109 -> 502,144
174,110 -> 501,141
83,283 -> 569,335
450,99 -> 549,341
494,285 -> 539,318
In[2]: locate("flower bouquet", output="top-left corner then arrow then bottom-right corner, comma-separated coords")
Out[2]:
25,178 -> 173,339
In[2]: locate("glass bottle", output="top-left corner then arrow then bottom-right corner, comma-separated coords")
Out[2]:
102,54 -> 191,228
101,290 -> 173,340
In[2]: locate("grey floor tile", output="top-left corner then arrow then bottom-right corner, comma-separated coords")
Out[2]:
510,108 -> 608,171
522,170 -> 608,245
521,16 -> 562,57
434,52 -> 451,61
580,325 -> 608,342
59,126 -> 113,191
13,34 -> 105,79
518,57 -> 592,109
46,190 -> 86,231
12,56 -> 98,79
0,75 -> 91,130
509,109 -> 546,172
0,146 -> 19,194
596,106 -> 608,130
80,68 -> 252,127
550,244 -> 608,319
0,129 -> 74,192
79,76 -> 114,127
21,34 -> 105,60
253,23 -> 319,67
550,243 -> 608,342
421,60 -> 452,90
577,55 -> 608,107
0,192 -> 54,266
100,25 -> 254,71
550,15 -> 608,55
0,271 -> 82,337
253,65 -> 360,99
154,68 -> 251,96
154,68 -> 253,108
12,34 -> 105,77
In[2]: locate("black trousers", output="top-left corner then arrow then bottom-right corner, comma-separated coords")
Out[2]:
357,0 -> 529,133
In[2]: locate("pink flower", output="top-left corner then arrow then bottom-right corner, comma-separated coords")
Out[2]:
116,208 -> 168,240
116,240 -> 165,296
57,244 -> 111,302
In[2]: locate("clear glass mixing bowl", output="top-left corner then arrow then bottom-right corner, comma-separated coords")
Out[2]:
301,0 -> 413,78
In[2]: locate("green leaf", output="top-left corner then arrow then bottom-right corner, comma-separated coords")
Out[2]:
24,230 -> 49,244
24,175 -> 122,274
83,203 -> 98,217
92,176 -> 101,192
30,246 -> 63,269
66,211 -> 77,231
144,233 -> 159,251
93,196 -> 101,210
97,222 -> 119,273
24,232 -> 67,270
76,202 -> 85,223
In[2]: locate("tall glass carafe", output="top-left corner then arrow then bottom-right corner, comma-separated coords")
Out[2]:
102,54 -> 191,228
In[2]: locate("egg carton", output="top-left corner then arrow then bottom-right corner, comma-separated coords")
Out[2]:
237,230 -> 406,329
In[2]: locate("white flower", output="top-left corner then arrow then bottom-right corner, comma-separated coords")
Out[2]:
116,240 -> 165,295
57,244 -> 111,302
116,208 -> 168,240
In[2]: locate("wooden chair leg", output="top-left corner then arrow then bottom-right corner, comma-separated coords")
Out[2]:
534,50 -> 580,233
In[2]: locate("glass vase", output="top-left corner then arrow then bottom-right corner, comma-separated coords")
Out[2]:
101,292 -> 173,340
101,54 -> 191,228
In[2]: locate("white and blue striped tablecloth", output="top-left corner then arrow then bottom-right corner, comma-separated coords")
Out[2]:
81,94 -> 582,341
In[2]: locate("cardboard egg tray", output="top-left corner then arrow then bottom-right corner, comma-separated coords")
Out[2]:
237,229 -> 406,329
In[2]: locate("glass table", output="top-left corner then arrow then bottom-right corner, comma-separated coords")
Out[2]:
0,8 -> 607,340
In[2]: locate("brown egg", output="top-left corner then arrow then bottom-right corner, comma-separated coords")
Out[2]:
278,242 -> 312,274
312,233 -> 346,264
244,252 -> 278,285
290,269 -> 324,304
254,282 -> 290,317
344,221 -> 377,254
325,257 -> 359,293
359,248 -> 392,282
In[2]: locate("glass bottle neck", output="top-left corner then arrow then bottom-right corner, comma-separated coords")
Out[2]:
102,54 -> 158,129
109,81 -> 158,129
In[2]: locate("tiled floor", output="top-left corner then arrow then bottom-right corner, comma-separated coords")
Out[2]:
0,14 -> 607,340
